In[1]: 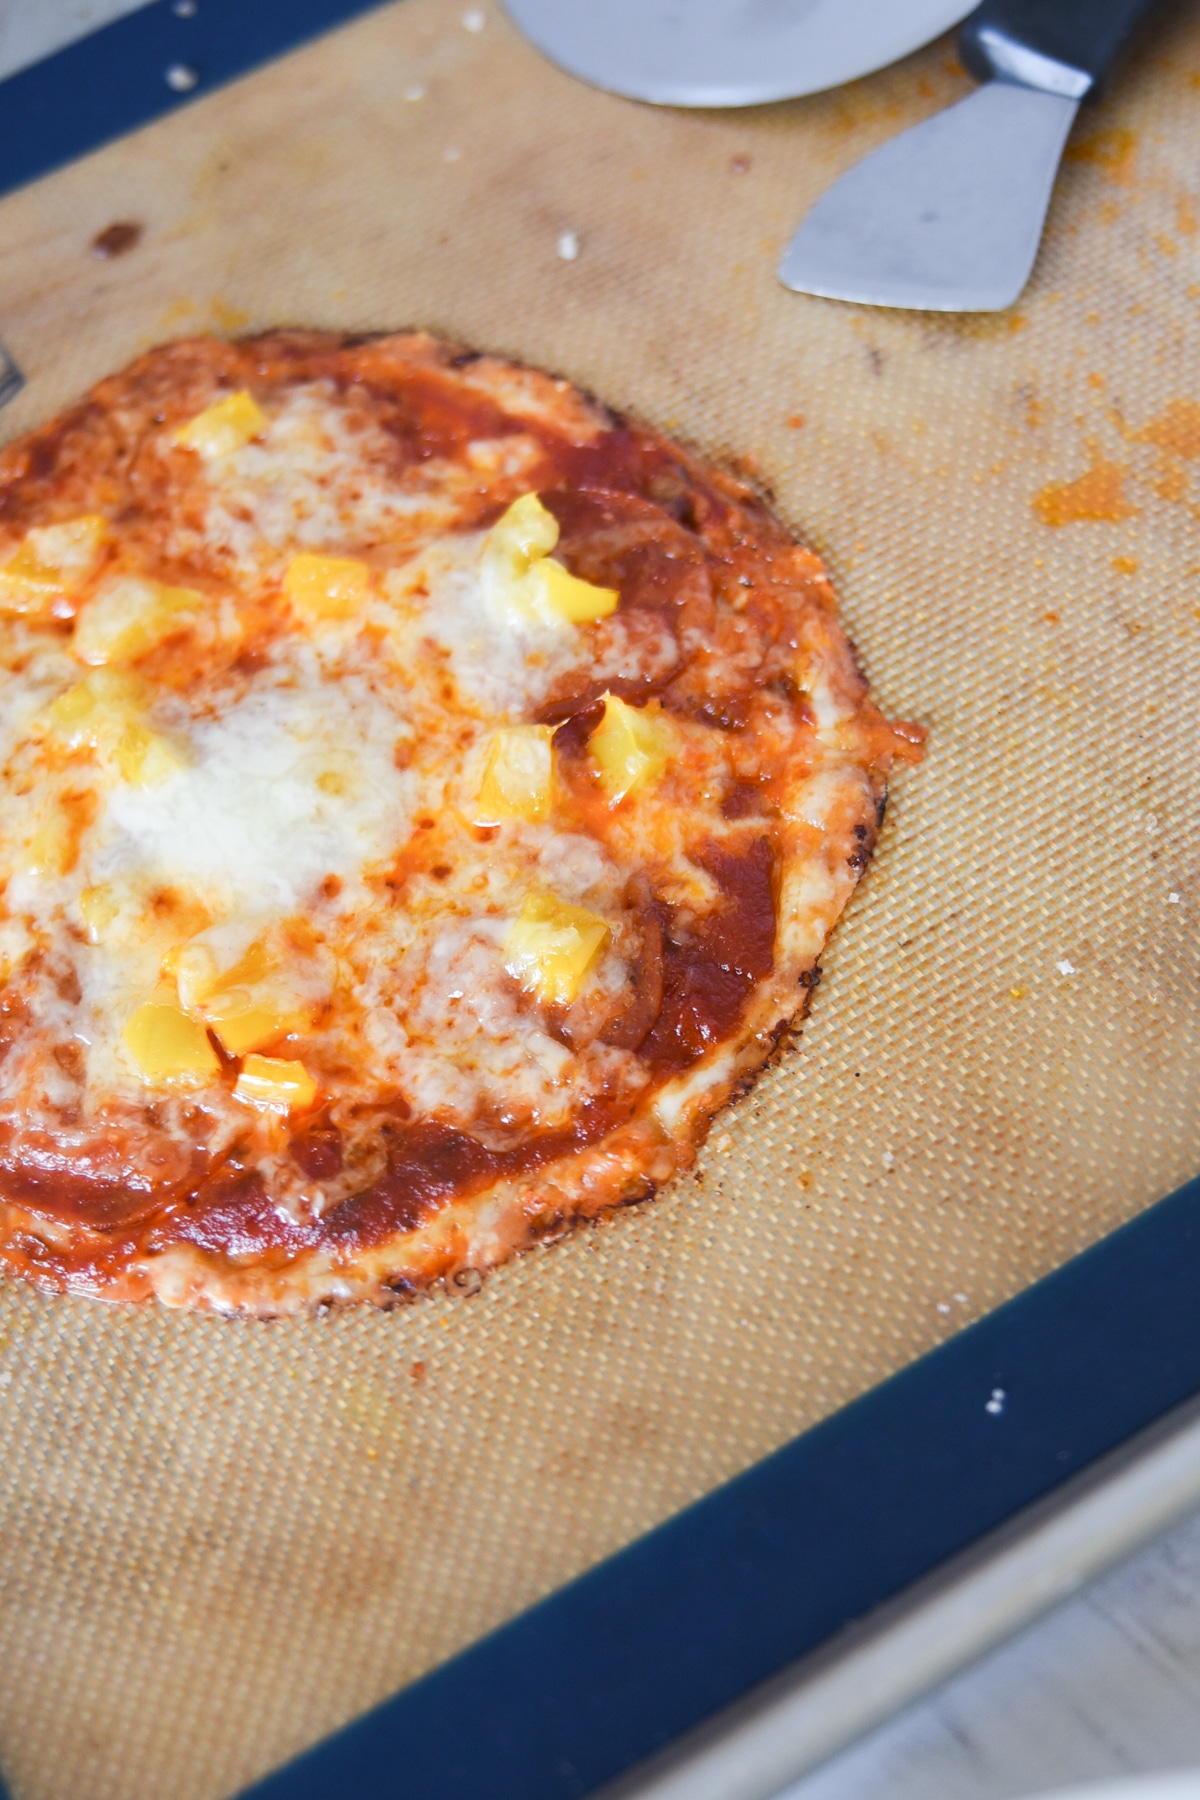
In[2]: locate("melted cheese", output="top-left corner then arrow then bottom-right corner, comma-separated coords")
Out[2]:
0,390 -> 724,1197
0,356 -> 874,1245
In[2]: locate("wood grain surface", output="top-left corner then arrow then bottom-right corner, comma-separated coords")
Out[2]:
786,1501 -> 1200,1800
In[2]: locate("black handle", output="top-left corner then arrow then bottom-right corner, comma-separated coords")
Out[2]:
959,0 -> 1165,96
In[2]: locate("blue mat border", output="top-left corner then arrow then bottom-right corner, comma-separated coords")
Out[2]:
0,0 -> 391,203
1,11 -> 1196,1800
242,1170 -> 1200,1799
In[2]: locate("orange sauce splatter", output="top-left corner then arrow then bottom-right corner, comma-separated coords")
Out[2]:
1177,195 -> 1198,237
1065,127 -> 1138,186
1033,462 -> 1137,525
1155,463 -> 1187,502
1135,399 -> 1200,459
1112,555 -> 1140,574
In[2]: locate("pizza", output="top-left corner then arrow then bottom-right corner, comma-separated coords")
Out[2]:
0,332 -> 921,1315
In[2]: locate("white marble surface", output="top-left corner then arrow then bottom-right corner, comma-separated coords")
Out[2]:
5,6 -> 1200,1799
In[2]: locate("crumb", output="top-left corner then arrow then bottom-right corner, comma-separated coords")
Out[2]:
713,1132 -> 733,1153
937,1302 -> 950,1314
985,1388 -> 1006,1415
788,414 -> 805,428
443,146 -> 462,162
1055,958 -> 1076,976
556,229 -> 580,262
404,83 -> 426,101
462,7 -> 485,28
1112,554 -> 1139,574
882,1149 -> 895,1169
1169,891 -> 1181,903
1009,985 -> 1025,999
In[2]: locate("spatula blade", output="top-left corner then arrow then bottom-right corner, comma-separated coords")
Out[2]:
502,0 -> 976,108
779,81 -> 1079,311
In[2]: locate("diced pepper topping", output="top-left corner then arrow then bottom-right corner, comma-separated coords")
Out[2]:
588,693 -> 676,803
44,668 -> 185,787
16,805 -> 73,880
73,575 -> 199,665
123,991 -> 220,1085
234,1054 -> 318,1114
168,935 -> 310,1055
174,390 -> 267,459
527,557 -> 618,624
503,891 -> 610,1007
283,552 -> 373,621
482,493 -> 618,626
475,725 -> 555,825
79,884 -> 121,943
0,515 -> 106,616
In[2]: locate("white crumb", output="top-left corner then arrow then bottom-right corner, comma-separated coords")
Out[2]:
936,1302 -> 950,1314
462,8 -> 485,29
404,83 -> 427,101
1055,958 -> 1076,976
713,1132 -> 733,1153
556,230 -> 580,262
882,1149 -> 895,1169
1169,892 -> 1181,904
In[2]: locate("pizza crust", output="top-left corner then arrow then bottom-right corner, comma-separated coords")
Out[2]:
0,332 -> 920,1314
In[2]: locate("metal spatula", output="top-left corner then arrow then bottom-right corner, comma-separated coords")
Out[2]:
501,0 -> 977,108
779,0 -> 1166,311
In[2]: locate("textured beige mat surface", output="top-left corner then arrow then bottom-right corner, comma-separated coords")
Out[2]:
0,4 -> 1198,1795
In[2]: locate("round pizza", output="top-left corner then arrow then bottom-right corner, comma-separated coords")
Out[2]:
0,332 -> 920,1314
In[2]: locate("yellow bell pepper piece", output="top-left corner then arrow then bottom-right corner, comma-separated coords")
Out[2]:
73,575 -> 199,665
123,990 -> 220,1085
45,668 -> 185,787
283,552 -> 373,621
527,557 -> 618,624
588,693 -> 676,803
234,1054 -> 318,1114
0,515 -> 105,615
476,725 -> 555,825
14,804 -> 74,881
503,891 -> 610,1007
483,493 -> 618,626
174,390 -> 267,459
79,884 -> 122,943
487,491 -> 561,567
169,935 -> 308,1055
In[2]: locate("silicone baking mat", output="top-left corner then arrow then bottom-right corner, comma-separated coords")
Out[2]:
0,3 -> 1197,1796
